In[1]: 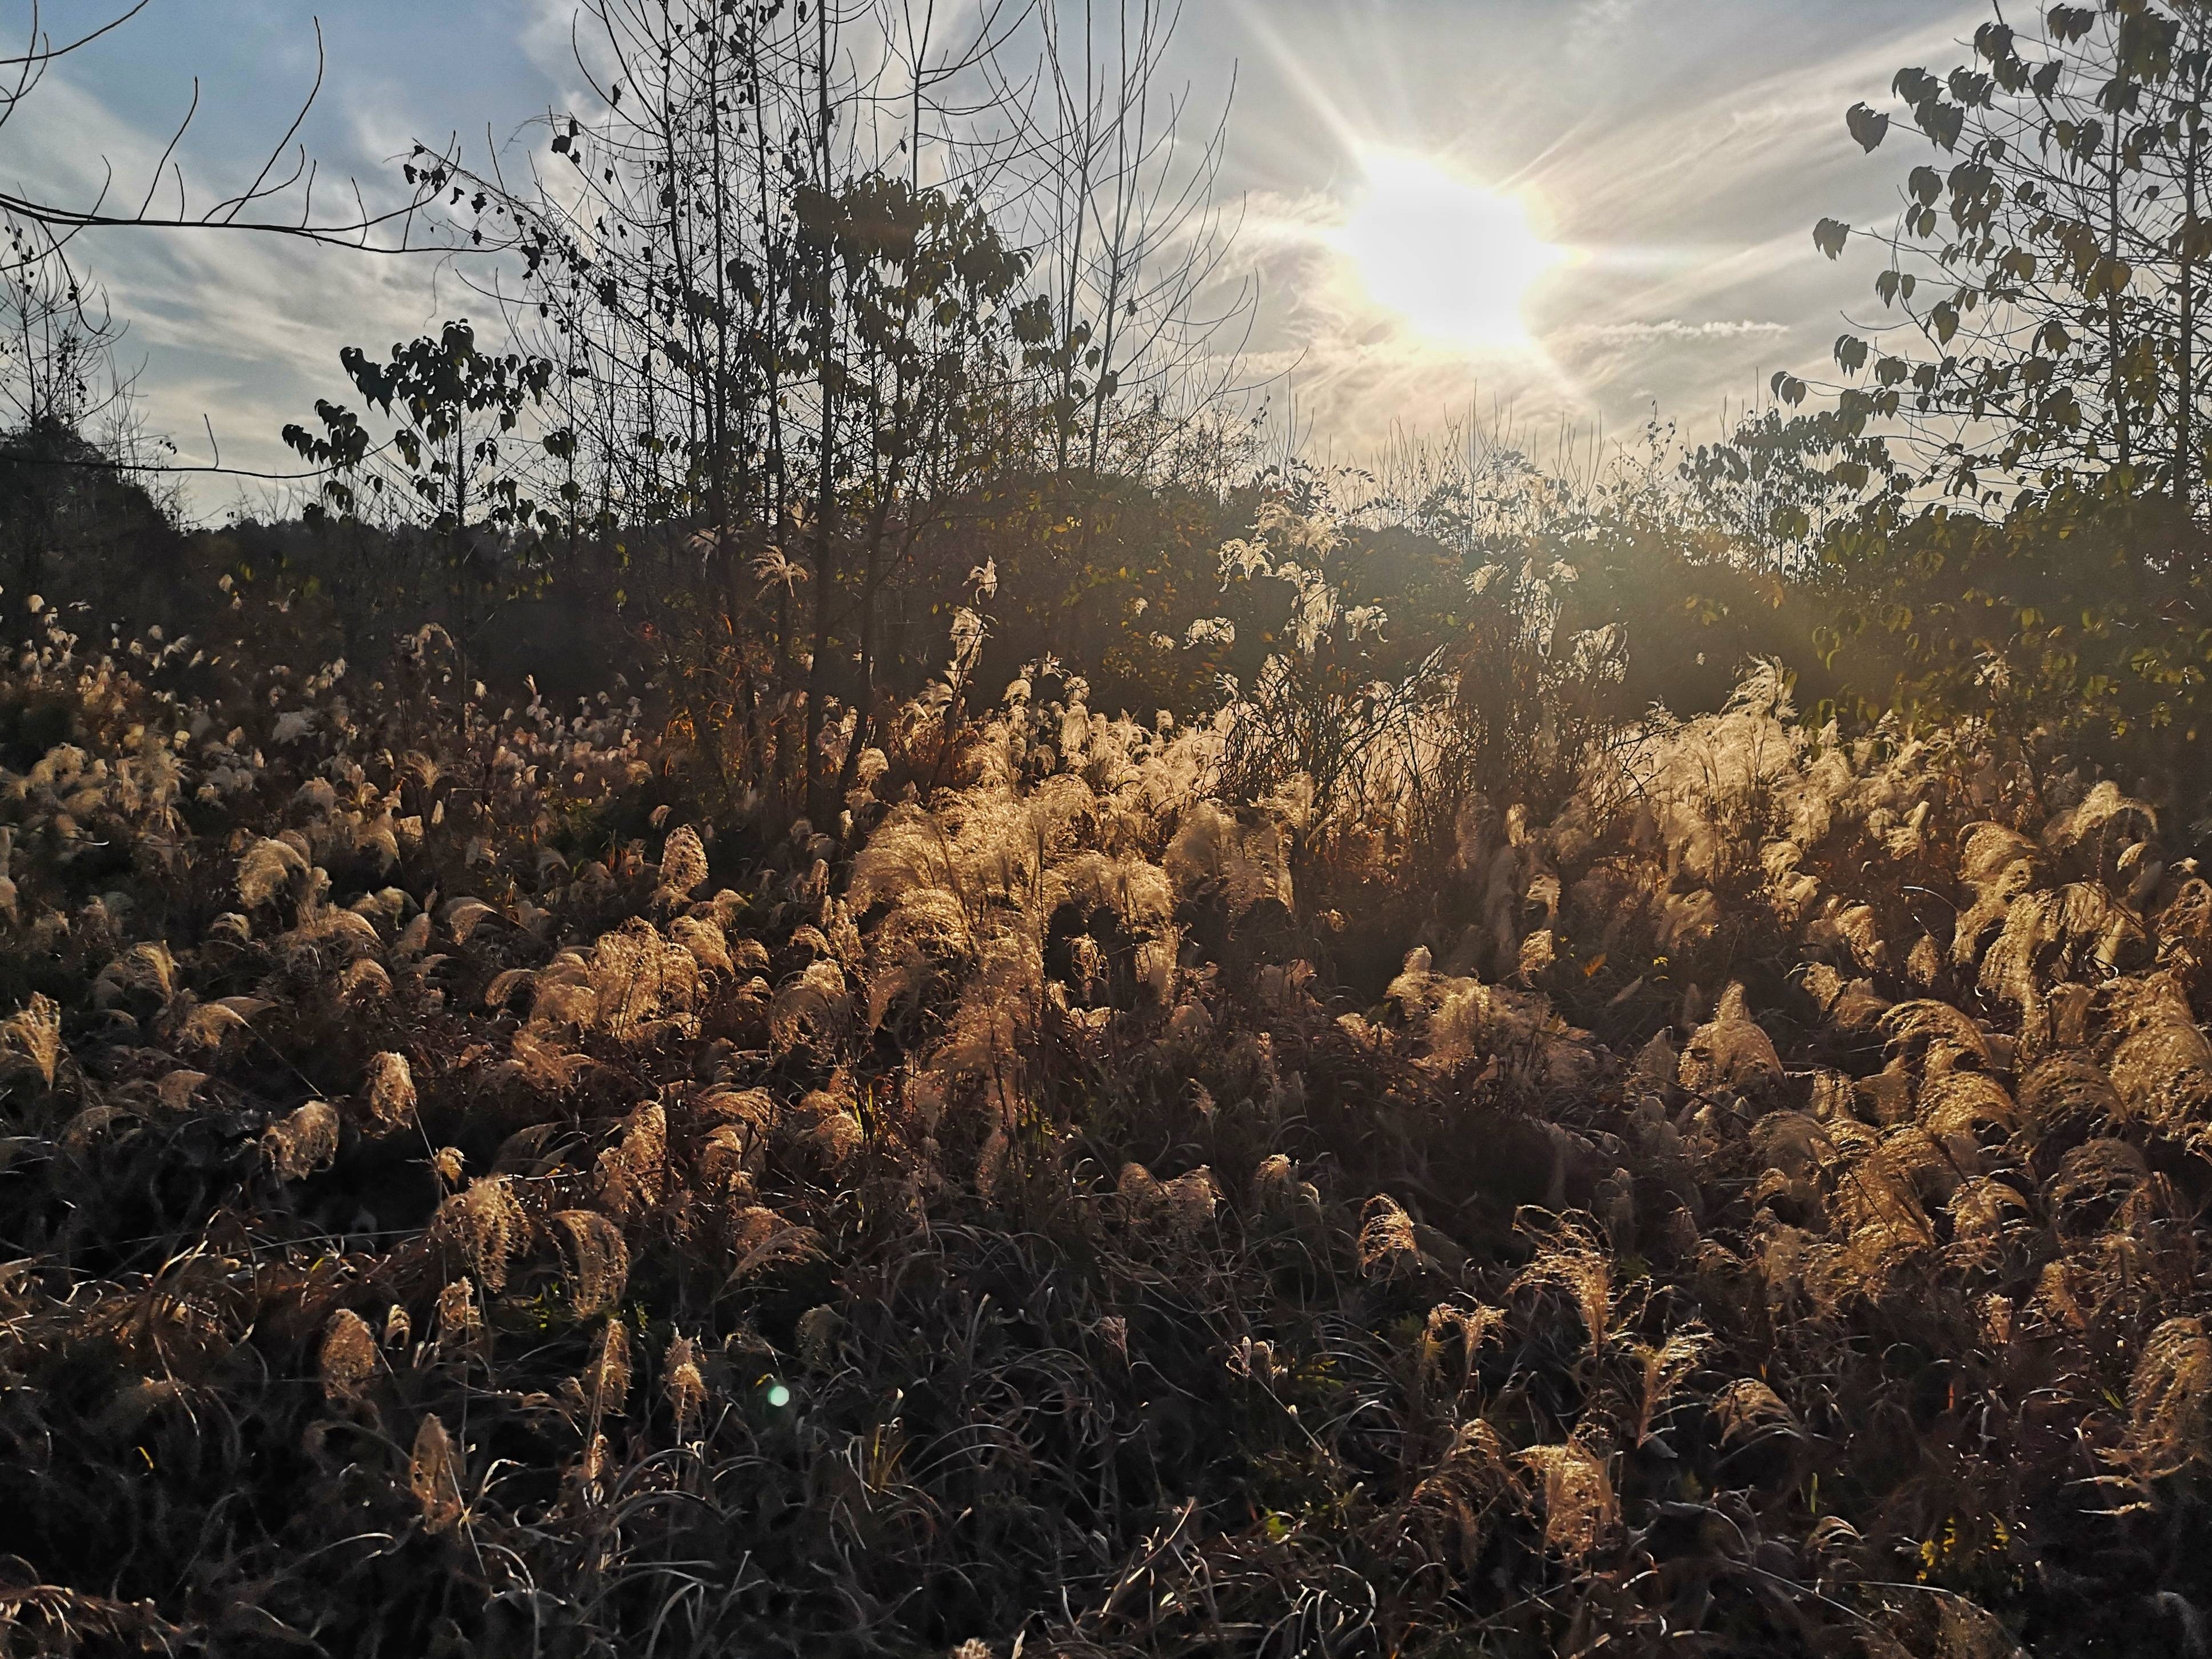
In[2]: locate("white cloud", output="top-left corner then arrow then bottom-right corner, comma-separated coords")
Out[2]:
5,50 -> 532,519
1556,320 -> 1792,345
5,0 -> 2002,512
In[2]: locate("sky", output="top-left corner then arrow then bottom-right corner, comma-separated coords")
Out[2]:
3,0 -> 1997,518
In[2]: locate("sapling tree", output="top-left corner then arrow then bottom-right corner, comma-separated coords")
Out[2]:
1812,1 -> 2212,514
282,321 -> 565,635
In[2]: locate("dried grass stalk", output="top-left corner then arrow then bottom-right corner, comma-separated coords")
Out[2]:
262,1101 -> 340,1179
318,1308 -> 377,1401
435,1278 -> 483,1346
594,1103 -> 666,1218
408,1413 -> 465,1534
1678,984 -> 1781,1094
1358,1193 -> 1422,1277
796,1304 -> 844,1371
658,825 -> 709,899
363,1051 -> 417,1131
2126,1317 -> 2212,1480
1632,1327 -> 1712,1444
582,1319 -> 630,1419
663,1333 -> 706,1437
1408,1417 -> 1518,1569
237,836 -> 306,908
1519,1438 -> 1619,1563
1712,1378 -> 1797,1442
1514,1218 -> 1614,1355
550,1210 -> 632,1318
2,992 -> 62,1087
434,1175 -> 528,1294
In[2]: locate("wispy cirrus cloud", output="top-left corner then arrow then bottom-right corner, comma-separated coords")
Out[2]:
1557,320 -> 1792,345
1185,0 -> 1991,453
5,0 -> 2001,510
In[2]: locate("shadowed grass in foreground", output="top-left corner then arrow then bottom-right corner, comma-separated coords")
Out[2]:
1,574 -> 2209,1658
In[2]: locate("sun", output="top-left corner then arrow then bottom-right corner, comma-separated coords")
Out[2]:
1339,150 -> 1564,350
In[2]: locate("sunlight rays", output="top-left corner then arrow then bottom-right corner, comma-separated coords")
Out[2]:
1335,149 -> 1566,352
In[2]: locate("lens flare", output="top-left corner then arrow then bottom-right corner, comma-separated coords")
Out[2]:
1339,149 -> 1564,350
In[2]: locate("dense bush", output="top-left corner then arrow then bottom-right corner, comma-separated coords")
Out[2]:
1811,482 -> 2212,809
0,422 -> 186,610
